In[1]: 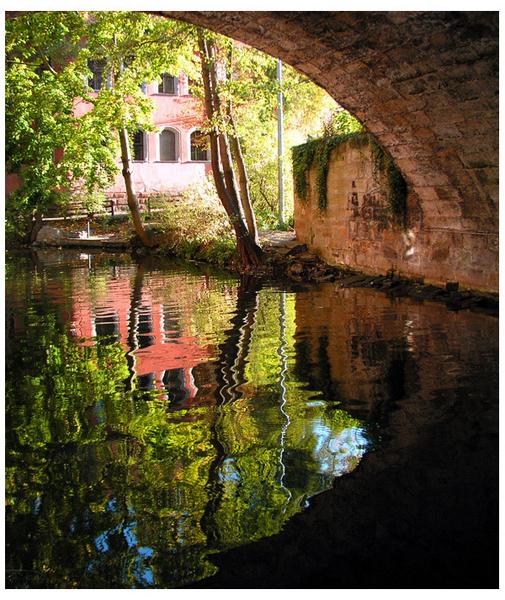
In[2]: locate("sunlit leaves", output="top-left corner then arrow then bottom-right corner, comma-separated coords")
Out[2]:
6,11 -> 197,240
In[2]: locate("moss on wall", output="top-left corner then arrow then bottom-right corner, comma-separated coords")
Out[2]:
292,132 -> 408,226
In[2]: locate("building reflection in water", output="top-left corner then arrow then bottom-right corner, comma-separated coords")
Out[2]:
68,258 -> 209,405
5,251 -> 497,588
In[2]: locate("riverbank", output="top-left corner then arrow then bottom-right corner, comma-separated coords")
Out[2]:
27,220 -> 498,317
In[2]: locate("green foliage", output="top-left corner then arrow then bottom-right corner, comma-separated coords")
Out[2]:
5,12 -> 114,239
292,108 -> 407,223
5,11 -> 196,241
369,138 -> 408,227
5,11 -> 115,223
321,108 -> 364,138
293,134 -> 366,210
155,178 -> 238,267
292,110 -> 364,210
71,187 -> 108,215
83,12 -> 197,136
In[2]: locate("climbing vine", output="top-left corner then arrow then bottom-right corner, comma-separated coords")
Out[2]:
293,132 -> 368,210
292,131 -> 408,226
369,138 -> 408,227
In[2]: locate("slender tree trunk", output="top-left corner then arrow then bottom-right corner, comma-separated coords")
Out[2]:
225,45 -> 259,244
29,210 -> 44,244
229,125 -> 259,244
126,259 -> 146,391
197,30 -> 263,270
118,127 -> 152,247
218,275 -> 261,400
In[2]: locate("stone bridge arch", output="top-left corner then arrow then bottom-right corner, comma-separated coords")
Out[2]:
161,11 -> 498,292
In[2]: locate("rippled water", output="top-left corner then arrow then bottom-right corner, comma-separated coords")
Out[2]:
5,250 -> 499,588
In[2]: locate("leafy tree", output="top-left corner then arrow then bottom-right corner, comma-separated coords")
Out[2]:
5,11 -> 116,242
217,41 -> 338,228
81,12 -> 196,246
191,30 -> 339,233
197,29 -> 264,269
5,11 -> 195,245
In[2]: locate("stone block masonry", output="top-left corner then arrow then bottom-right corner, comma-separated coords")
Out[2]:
294,136 -> 498,293
162,12 -> 498,294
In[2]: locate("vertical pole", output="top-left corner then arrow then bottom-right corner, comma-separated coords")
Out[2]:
277,59 -> 285,228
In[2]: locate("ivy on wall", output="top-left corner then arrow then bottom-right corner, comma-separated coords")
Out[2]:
369,138 -> 408,227
292,132 -> 408,226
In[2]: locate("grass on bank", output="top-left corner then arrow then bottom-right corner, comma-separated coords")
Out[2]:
148,178 -> 238,268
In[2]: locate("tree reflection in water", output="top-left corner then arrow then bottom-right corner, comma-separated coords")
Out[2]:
6,255 -> 369,588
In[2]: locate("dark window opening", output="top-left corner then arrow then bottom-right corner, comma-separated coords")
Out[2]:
163,368 -> 190,407
88,60 -> 106,91
137,311 -> 155,349
94,312 -> 120,343
160,129 -> 177,161
133,130 -> 146,161
158,73 -> 178,95
190,131 -> 210,161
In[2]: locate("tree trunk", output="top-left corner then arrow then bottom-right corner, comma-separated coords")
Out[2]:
229,126 -> 259,244
217,275 -> 261,401
225,45 -> 259,244
29,210 -> 44,244
197,30 -> 263,270
118,127 -> 152,247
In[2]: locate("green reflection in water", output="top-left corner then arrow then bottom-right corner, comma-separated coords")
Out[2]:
6,258 -> 368,588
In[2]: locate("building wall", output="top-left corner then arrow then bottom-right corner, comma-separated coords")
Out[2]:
107,75 -> 212,199
6,73 -> 212,201
294,138 -> 498,293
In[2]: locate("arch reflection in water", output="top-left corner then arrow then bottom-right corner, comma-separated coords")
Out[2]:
5,255 -> 369,588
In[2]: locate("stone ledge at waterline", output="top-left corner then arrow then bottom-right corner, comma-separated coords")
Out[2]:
263,241 -> 498,317
293,133 -> 498,295
33,225 -> 130,250
32,225 -> 498,315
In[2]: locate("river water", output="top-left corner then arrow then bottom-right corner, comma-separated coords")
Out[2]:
5,250 -> 499,588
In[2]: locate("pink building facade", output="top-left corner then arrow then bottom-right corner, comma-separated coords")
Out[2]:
6,72 -> 212,204
108,73 -> 212,202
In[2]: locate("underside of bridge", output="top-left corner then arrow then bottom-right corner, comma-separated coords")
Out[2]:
163,11 -> 499,291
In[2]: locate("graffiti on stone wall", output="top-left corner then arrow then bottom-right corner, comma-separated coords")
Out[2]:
347,187 -> 390,231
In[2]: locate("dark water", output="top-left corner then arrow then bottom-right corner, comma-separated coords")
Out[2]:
5,250 -> 499,588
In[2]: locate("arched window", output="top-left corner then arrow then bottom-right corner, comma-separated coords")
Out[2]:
133,130 -> 146,161
159,129 -> 178,161
190,130 -> 210,161
158,74 -> 179,95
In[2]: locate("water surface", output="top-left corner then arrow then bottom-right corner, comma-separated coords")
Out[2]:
5,250 -> 498,588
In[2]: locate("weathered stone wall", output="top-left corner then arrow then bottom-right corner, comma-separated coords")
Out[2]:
294,136 -> 497,292
162,12 -> 498,292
